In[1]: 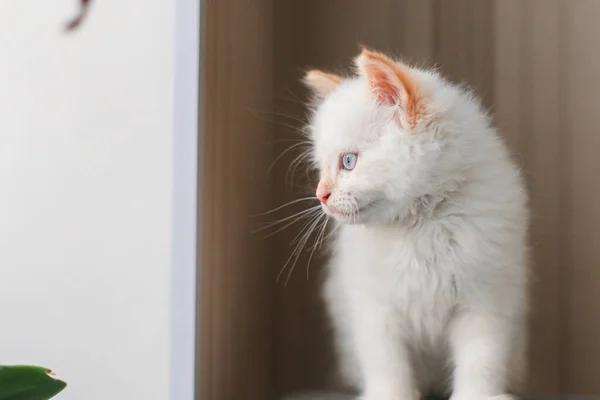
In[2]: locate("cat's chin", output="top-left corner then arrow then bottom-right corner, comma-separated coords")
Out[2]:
326,202 -> 377,224
330,203 -> 414,226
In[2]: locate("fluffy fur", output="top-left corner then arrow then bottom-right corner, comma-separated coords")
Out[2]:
301,49 -> 529,400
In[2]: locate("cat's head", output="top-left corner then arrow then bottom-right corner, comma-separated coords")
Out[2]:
303,48 -> 463,225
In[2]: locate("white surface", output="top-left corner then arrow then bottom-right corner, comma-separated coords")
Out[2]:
0,1 -> 175,399
171,0 -> 200,399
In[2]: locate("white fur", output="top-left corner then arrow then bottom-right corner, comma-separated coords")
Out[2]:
306,65 -> 529,400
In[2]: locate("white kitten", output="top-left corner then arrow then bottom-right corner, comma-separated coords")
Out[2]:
301,49 -> 529,400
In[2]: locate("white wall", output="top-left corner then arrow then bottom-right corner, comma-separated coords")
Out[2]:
0,1 -> 176,399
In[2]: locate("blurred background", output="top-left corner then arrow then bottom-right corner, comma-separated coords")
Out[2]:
201,0 -> 600,400
0,1 -> 198,400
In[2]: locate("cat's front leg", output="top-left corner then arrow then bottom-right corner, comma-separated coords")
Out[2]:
449,311 -> 517,400
352,305 -> 418,400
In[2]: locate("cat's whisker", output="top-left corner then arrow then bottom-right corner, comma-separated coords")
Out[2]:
281,89 -> 309,108
288,148 -> 311,171
254,205 -> 318,233
283,213 -> 326,286
251,196 -> 319,217
289,210 -> 324,247
306,216 -> 329,280
247,107 -> 309,131
260,207 -> 322,238
276,211 -> 325,285
259,107 -> 309,126
277,212 -> 325,285
254,205 -> 320,236
287,153 -> 311,183
259,138 -> 310,146
286,149 -> 313,186
267,141 -> 310,176
274,95 -> 306,107
307,216 -> 332,251
292,151 -> 312,173
350,198 -> 361,224
321,222 -> 339,246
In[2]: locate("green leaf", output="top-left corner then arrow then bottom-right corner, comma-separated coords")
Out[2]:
0,366 -> 67,400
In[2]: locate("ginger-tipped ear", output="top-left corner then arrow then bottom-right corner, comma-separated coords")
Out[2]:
302,70 -> 343,101
355,48 -> 425,126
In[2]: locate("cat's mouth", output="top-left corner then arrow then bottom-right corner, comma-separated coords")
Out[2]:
327,201 -> 375,220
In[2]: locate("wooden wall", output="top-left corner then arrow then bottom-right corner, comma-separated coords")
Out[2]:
199,0 -> 275,399
272,0 -> 600,397
562,0 -> 600,393
200,0 -> 600,398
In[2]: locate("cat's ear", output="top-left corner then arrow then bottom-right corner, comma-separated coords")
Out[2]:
355,48 -> 424,125
302,70 -> 343,102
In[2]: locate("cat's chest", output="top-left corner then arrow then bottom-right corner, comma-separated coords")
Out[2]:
336,225 -> 457,313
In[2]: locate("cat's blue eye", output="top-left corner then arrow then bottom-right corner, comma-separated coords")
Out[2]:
341,153 -> 358,171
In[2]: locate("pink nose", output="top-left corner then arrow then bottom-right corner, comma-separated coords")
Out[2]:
318,192 -> 331,204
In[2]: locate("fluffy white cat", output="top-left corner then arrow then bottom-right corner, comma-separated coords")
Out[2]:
301,48 -> 529,400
